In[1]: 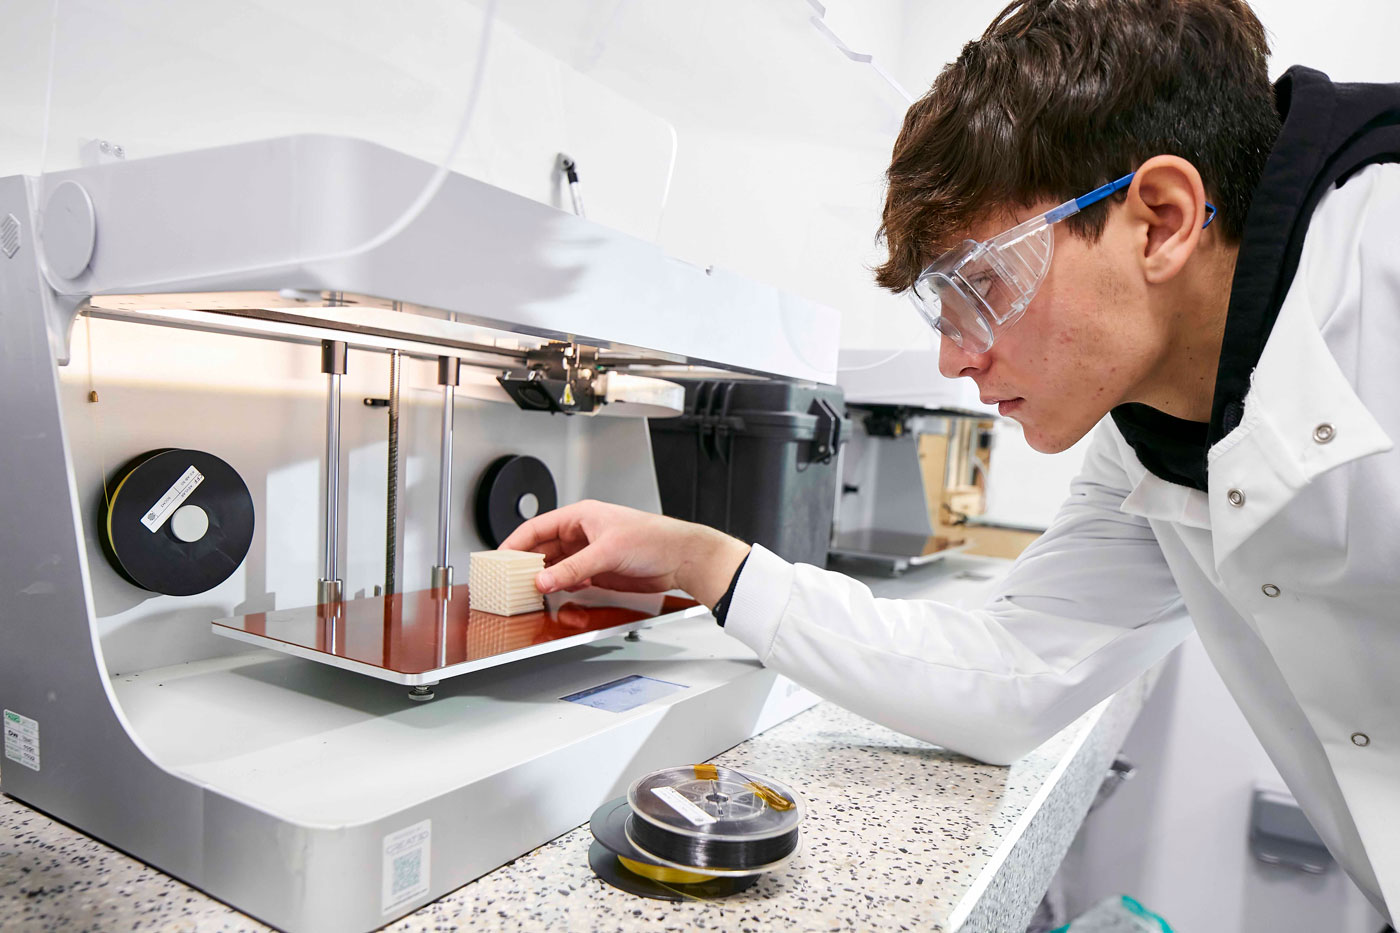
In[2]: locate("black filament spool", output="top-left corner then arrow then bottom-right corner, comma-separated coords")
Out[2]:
587,797 -> 759,900
626,813 -> 800,872
474,454 -> 557,547
99,448 -> 255,597
586,840 -> 759,901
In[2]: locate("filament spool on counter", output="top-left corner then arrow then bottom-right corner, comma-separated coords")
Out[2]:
587,796 -> 759,901
625,764 -> 803,876
473,454 -> 557,547
586,764 -> 802,900
99,448 -> 255,596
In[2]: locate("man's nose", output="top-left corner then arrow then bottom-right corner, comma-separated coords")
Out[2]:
937,333 -> 990,380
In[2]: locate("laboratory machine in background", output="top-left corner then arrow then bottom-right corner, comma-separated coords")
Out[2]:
832,349 -> 1012,574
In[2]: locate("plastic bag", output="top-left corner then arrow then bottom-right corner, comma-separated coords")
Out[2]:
1052,895 -> 1174,932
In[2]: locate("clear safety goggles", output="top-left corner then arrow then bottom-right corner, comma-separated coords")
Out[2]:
908,172 -> 1216,353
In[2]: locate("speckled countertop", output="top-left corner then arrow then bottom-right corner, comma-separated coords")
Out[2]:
1,559 -> 1162,932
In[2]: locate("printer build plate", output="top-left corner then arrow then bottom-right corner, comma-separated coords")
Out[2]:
212,585 -> 704,686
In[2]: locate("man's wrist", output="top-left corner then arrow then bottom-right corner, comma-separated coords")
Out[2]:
679,528 -> 751,610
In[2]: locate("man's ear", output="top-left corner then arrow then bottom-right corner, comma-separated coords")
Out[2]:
1125,155 -> 1210,284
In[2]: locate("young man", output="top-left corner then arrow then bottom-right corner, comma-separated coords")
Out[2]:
503,0 -> 1400,918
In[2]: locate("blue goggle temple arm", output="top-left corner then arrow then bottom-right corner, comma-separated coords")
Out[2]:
1043,171 -> 1217,229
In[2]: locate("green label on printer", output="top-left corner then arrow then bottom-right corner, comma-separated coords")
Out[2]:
3,709 -> 39,772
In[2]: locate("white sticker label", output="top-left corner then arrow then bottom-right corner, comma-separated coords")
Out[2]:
3,709 -> 39,772
651,786 -> 717,826
382,819 -> 431,914
141,465 -> 205,533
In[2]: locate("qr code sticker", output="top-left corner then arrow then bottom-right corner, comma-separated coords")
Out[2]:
392,849 -> 422,899
382,820 -> 431,913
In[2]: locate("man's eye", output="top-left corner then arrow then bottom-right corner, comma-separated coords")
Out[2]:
966,274 -> 996,300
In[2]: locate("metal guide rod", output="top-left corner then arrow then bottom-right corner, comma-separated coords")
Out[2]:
318,339 -> 348,605
385,348 -> 402,596
435,595 -> 449,670
432,356 -> 460,590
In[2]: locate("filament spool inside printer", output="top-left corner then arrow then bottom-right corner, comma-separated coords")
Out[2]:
474,454 -> 557,547
99,448 -> 255,596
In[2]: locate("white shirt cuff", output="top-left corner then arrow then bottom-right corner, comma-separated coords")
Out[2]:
723,544 -> 795,661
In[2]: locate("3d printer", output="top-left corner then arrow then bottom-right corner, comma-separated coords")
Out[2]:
0,3 -> 921,927
0,133 -> 842,932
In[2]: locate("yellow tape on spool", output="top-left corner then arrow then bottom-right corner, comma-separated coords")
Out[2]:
617,856 -> 715,885
692,763 -> 793,811
746,781 -> 795,811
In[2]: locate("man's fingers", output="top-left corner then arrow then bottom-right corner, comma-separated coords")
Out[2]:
524,539 -> 570,567
500,508 -> 571,553
500,502 -> 597,553
536,545 -> 615,593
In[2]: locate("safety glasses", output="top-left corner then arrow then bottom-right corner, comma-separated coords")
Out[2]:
908,172 -> 1217,353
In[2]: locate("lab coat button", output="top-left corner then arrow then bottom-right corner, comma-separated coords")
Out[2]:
1262,584 -> 1281,598
1313,423 -> 1336,444
1227,488 -> 1246,507
1352,732 -> 1371,747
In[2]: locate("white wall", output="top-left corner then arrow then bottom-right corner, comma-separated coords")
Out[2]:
894,0 -> 1400,90
1251,0 -> 1400,82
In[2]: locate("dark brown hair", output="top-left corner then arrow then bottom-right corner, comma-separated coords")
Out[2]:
876,0 -> 1280,291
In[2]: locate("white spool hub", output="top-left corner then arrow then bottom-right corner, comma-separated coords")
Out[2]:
170,504 -> 210,543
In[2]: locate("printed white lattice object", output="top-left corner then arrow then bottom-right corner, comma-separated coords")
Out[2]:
468,550 -> 546,616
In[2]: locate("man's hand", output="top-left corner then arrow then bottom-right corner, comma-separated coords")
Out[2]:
499,501 -> 750,610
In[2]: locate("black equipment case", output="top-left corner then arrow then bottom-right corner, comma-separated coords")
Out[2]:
647,380 -> 849,567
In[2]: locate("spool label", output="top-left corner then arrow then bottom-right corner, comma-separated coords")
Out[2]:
141,465 -> 204,533
382,819 -> 431,913
651,786 -> 717,826
3,709 -> 39,772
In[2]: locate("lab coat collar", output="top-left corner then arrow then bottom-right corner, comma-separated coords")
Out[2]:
1120,472 -> 1212,530
1204,281 -> 1392,567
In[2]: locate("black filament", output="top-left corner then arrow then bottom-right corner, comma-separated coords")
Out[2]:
627,815 -> 799,871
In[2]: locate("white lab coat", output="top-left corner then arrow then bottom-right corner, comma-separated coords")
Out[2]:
725,163 -> 1400,918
